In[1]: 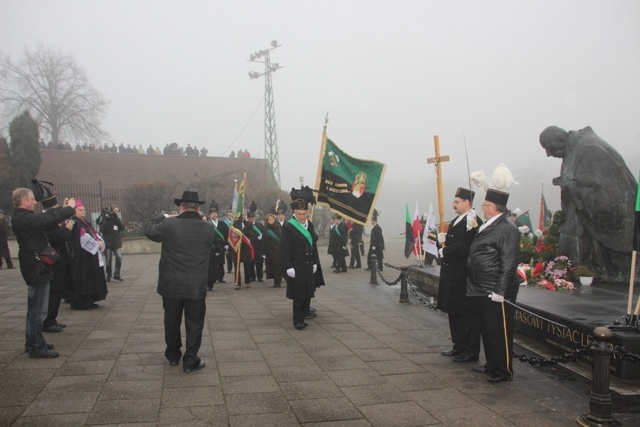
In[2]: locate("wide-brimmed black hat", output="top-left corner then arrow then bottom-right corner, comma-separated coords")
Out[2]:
485,189 -> 509,206
174,191 -> 205,206
455,187 -> 475,202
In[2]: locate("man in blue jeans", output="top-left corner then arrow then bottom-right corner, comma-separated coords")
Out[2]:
11,186 -> 76,358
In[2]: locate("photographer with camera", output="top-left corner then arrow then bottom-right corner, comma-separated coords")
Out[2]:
99,206 -> 125,282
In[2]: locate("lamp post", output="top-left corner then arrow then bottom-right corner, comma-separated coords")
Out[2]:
248,40 -> 282,188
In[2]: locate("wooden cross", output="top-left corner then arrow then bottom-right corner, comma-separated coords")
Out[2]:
427,135 -> 450,233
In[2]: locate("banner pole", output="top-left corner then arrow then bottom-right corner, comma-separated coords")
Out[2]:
311,112 -> 329,222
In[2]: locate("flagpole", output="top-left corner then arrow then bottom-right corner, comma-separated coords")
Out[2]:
628,251 -> 638,324
427,135 -> 450,234
311,112 -> 329,222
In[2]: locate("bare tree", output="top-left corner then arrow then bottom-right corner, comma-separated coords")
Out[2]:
0,44 -> 109,144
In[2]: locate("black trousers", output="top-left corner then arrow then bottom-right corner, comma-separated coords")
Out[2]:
448,311 -> 480,357
253,257 -> 264,281
43,289 -> 64,329
0,256 -> 13,268
469,295 -> 516,380
162,296 -> 206,369
349,243 -> 361,267
293,298 -> 311,324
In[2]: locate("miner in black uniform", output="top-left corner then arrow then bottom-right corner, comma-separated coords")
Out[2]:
206,201 -> 227,290
348,222 -> 364,269
367,210 -> 384,270
247,203 -> 264,282
281,187 -> 325,330
467,189 -> 520,383
436,187 -> 482,363
330,214 -> 348,273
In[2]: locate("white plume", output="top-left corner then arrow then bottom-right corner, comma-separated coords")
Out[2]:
513,207 -> 522,216
470,170 -> 489,191
490,163 -> 519,192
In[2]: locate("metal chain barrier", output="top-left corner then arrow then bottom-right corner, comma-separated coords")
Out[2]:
374,262 -> 403,286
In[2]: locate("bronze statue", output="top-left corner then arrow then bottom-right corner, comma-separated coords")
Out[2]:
539,126 -> 637,282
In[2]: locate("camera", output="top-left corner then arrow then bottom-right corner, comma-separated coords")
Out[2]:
96,206 -> 115,225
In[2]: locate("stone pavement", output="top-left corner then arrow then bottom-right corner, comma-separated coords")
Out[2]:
1,238 -> 638,426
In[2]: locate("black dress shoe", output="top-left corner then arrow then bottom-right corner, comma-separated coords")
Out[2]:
487,374 -> 511,383
453,354 -> 479,363
113,277 -> 124,281
169,360 -> 180,366
218,280 -> 226,283
183,362 -> 206,373
29,349 -> 59,358
43,325 -> 63,333
258,279 -> 263,282
440,349 -> 462,357
106,278 -> 111,282
55,323 -> 66,328
472,365 -> 489,374
333,269 -> 341,273
294,322 -> 306,330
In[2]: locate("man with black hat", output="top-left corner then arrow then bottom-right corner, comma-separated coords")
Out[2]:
437,188 -> 482,363
144,190 -> 216,373
11,185 -> 77,358
367,210 -> 384,270
467,189 -> 520,383
281,188 -> 325,330
246,203 -> 264,283
224,209 -> 234,273
348,222 -> 364,269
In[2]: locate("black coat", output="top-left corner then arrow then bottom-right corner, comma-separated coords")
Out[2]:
45,222 -> 73,293
99,214 -> 124,249
263,221 -> 283,281
281,219 -> 325,300
368,223 -> 384,262
328,222 -> 349,257
467,213 -> 520,298
436,213 -> 482,314
12,206 -> 76,286
0,218 -> 10,258
145,211 -> 216,300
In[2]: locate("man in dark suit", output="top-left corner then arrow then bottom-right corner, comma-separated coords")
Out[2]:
247,207 -> 264,282
330,214 -> 348,273
436,188 -> 482,363
206,201 -> 227,290
467,189 -> 520,383
348,222 -> 364,269
367,210 -> 384,271
145,190 -> 216,373
281,188 -> 325,330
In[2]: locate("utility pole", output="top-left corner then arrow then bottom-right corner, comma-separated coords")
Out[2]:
248,40 -> 282,187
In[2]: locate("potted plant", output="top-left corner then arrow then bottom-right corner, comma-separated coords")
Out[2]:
574,265 -> 596,286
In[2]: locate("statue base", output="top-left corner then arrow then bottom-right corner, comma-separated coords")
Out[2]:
407,265 -> 640,380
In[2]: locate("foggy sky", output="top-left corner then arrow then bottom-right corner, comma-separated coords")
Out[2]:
2,0 -> 639,236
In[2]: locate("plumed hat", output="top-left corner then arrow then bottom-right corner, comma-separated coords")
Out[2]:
247,201 -> 257,218
455,187 -> 475,202
275,199 -> 287,215
371,209 -> 380,221
290,186 -> 316,211
174,190 -> 205,206
31,179 -> 58,208
485,189 -> 509,206
209,200 -> 219,213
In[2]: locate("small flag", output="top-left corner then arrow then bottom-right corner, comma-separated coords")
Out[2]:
423,203 -> 438,257
539,193 -> 552,230
412,202 -> 422,256
404,203 -> 414,258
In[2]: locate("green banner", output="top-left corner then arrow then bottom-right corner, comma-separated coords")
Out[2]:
316,137 -> 386,225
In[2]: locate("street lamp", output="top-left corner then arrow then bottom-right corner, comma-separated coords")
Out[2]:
248,40 -> 283,187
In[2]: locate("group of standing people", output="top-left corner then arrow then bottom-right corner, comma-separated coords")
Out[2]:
11,181 -> 124,358
327,210 -> 385,273
437,186 -> 520,383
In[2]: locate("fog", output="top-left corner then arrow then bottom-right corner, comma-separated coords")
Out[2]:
2,0 -> 639,236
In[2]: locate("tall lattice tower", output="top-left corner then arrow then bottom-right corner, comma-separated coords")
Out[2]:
249,40 -> 282,187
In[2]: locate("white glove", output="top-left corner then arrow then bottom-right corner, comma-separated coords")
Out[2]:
224,245 -> 229,250
342,246 -> 347,250
437,233 -> 446,244
287,268 -> 295,278
488,292 -> 504,303
438,248 -> 444,258
313,264 -> 317,273
262,255 -> 266,259
372,246 -> 376,250
257,235 -> 262,240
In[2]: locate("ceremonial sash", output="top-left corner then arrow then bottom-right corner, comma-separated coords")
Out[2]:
288,218 -> 312,246
253,226 -> 262,237
267,229 -> 280,243
334,226 -> 342,237
214,227 -> 225,241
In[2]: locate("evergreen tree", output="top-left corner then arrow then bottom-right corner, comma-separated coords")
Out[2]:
0,135 -> 13,212
9,110 -> 41,188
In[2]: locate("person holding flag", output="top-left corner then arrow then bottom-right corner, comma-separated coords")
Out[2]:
281,187 -> 325,330
437,187 -> 483,364
228,172 -> 254,289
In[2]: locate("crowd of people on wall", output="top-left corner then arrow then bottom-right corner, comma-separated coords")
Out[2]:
39,139 -> 257,159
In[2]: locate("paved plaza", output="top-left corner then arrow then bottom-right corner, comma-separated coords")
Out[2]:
1,238 -> 638,426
